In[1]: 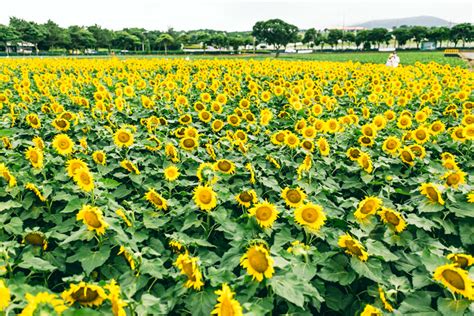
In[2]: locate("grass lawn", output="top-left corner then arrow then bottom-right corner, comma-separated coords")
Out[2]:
273,51 -> 467,67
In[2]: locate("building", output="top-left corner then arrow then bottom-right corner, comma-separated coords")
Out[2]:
6,41 -> 35,54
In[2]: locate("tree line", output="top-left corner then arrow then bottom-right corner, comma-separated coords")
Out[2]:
0,17 -> 473,55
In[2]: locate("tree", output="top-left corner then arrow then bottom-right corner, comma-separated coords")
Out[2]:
326,29 -> 343,49
450,23 -> 474,47
67,26 -> 96,52
113,31 -> 140,51
252,19 -> 298,57
9,17 -> 46,54
156,33 -> 174,54
355,30 -> 369,50
409,26 -> 428,49
87,25 -> 114,51
124,28 -> 147,51
228,36 -> 244,52
342,32 -> 355,49
391,26 -> 412,48
302,28 -> 317,48
39,20 -> 69,51
366,28 -> 390,48
0,24 -> 19,55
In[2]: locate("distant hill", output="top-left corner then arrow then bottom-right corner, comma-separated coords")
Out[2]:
353,16 -> 455,29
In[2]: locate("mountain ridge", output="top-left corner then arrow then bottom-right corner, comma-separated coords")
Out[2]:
352,15 -> 455,29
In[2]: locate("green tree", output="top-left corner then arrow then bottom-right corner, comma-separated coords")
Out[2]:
450,23 -> 474,47
367,28 -> 390,48
355,30 -> 369,49
342,32 -> 355,49
156,33 -> 174,54
39,20 -> 69,51
391,26 -> 412,48
302,28 -> 317,48
9,17 -> 46,54
326,29 -> 343,49
409,26 -> 428,49
87,25 -> 114,51
0,24 -> 19,55
112,31 -> 141,51
67,26 -> 96,52
252,19 -> 298,57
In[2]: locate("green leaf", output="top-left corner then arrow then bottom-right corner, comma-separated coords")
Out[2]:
350,258 -> 384,283
437,297 -> 470,316
319,260 -> 356,286
113,184 -> 133,199
418,200 -> 444,213
398,292 -> 441,315
80,246 -> 111,275
366,240 -> 399,261
185,288 -> 216,316
269,275 -> 305,307
0,129 -> 14,137
18,254 -> 57,272
0,200 -> 22,212
62,198 -> 83,213
4,217 -> 23,234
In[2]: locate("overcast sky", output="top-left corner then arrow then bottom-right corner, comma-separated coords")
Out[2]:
1,0 -> 472,31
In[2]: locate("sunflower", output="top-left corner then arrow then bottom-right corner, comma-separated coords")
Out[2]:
180,137 -> 198,151
175,252 -> 204,290
19,292 -> 68,316
413,126 -> 430,144
378,287 -> 394,312
271,130 -> 287,145
211,284 -> 243,316
118,246 -> 136,271
399,147 -> 415,166
397,116 -> 412,129
357,152 -> 373,173
451,126 -> 467,142
409,144 -> 426,159
193,185 -> 217,211
248,201 -> 279,228
0,164 -> 16,187
382,136 -> 401,155
300,139 -> 315,152
32,135 -> 44,149
24,183 -> 46,202
354,196 -> 383,221
114,128 -> 134,148
214,159 -> 236,175
120,159 -> 140,175
92,151 -> 106,165
76,205 -> 108,235
294,203 -> 326,231
25,146 -> 44,169
442,170 -> 466,189
198,110 -> 212,123
164,165 -> 180,181
52,134 -> 74,156
52,117 -> 70,131
442,158 -> 459,171
23,231 -> 48,250
346,147 -> 361,161
145,189 -> 168,210
0,280 -> 10,311
62,282 -> 108,307
433,264 -> 473,299
179,114 -> 192,125
240,244 -> 274,282
360,304 -> 382,316
361,124 -> 376,137
317,137 -> 330,156
468,192 -> 474,203
104,280 -> 127,316
66,158 -> 88,177
26,114 -> 41,129
165,143 -> 180,162
358,135 -> 374,147
115,209 -> 132,227
378,207 -> 406,233
338,234 -> 368,261
430,121 -> 445,135
281,187 -> 306,208
73,168 -> 94,192
235,190 -> 257,208
420,183 -> 445,205
447,254 -> 474,269
211,120 -> 225,132
284,132 -> 300,149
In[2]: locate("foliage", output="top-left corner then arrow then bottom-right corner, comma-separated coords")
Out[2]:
0,58 -> 473,316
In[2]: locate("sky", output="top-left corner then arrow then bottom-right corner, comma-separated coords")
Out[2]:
1,0 -> 473,31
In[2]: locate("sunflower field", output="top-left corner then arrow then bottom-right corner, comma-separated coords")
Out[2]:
0,58 -> 473,316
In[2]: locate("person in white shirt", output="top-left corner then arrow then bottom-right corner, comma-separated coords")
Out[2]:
391,51 -> 400,67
